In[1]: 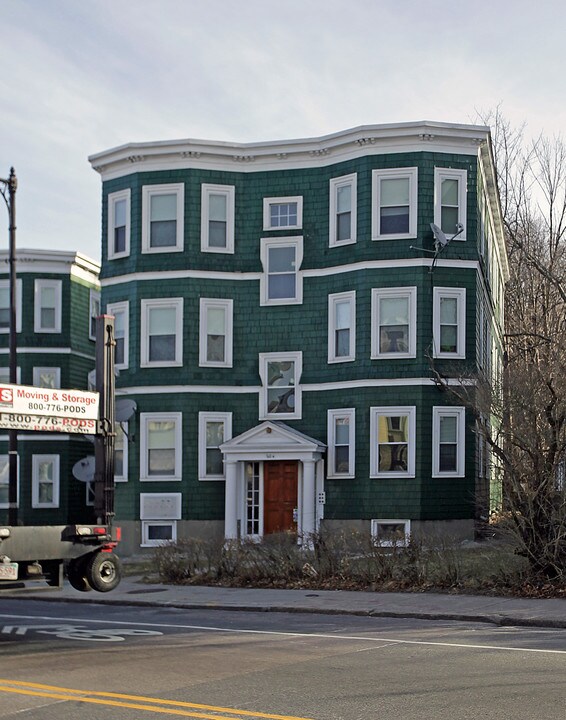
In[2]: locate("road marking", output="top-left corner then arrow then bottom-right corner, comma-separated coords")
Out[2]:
0,679 -> 314,720
1,612 -> 566,655
1,623 -> 162,641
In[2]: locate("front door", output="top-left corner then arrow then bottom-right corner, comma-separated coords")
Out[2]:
263,460 -> 298,535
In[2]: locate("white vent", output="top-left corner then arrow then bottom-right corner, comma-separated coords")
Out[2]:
140,493 -> 182,520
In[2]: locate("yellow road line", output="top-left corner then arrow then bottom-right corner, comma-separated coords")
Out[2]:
0,679 -> 315,720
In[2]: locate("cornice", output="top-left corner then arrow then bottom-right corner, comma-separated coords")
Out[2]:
0,249 -> 100,281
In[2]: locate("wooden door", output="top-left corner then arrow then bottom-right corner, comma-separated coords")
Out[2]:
263,461 -> 298,535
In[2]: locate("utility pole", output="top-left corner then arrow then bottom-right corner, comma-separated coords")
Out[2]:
0,168 -> 17,526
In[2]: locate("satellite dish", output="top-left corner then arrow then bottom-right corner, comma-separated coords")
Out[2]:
116,399 -> 137,422
73,456 -> 95,483
430,223 -> 449,247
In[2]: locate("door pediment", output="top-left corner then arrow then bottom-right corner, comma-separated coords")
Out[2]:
220,421 -> 325,463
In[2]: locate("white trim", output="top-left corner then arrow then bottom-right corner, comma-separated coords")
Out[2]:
89,289 -> 100,341
0,279 -> 22,334
371,287 -> 417,359
432,406 -> 466,477
262,196 -> 303,230
34,278 -> 62,333
107,300 -> 129,370
114,421 -> 128,482
107,188 -> 131,259
370,406 -> 416,478
140,298 -> 183,367
372,167 -> 418,241
32,366 -> 61,389
140,412 -> 182,481
201,184 -> 235,253
141,183 -> 184,254
31,454 -> 60,508
433,287 -> 466,359
198,411 -> 232,481
329,173 -> 357,247
259,351 -> 302,420
199,298 -> 233,368
0,348 -> 95,360
371,518 -> 411,547
434,167 -> 467,241
260,236 -> 303,306
328,291 -> 356,363
327,408 -> 355,478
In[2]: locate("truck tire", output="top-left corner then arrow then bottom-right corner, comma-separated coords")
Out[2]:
85,551 -> 121,592
67,557 -> 93,592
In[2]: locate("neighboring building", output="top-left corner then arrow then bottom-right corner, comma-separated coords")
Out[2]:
89,121 -> 508,555
0,249 -> 100,525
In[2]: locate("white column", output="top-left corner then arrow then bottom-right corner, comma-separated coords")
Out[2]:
302,459 -> 316,543
224,460 -> 238,540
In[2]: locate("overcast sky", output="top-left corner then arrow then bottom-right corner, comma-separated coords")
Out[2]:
1,0 -> 564,263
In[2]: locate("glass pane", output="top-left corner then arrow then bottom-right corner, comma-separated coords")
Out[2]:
148,449 -> 175,475
439,444 -> 457,472
114,226 -> 126,254
150,219 -> 176,247
149,307 -> 176,334
148,524 -> 173,541
39,482 -> 53,504
440,325 -> 457,353
208,220 -> 227,247
336,211 -> 351,242
207,334 -> 225,362
270,203 -> 297,227
378,443 -> 408,472
149,335 -> 175,361
206,448 -> 223,475
380,297 -> 408,325
150,193 -> 176,221
39,461 -> 53,481
335,328 -> 350,357
378,415 -> 408,443
268,274 -> 295,299
148,421 -> 175,449
439,415 -> 457,443
335,300 -> 350,329
114,310 -> 125,334
440,297 -> 458,324
0,457 -> 8,504
441,206 -> 459,234
335,417 -> 350,444
114,449 -> 124,477
441,178 -> 459,206
206,421 -> 224,447
267,361 -> 294,387
337,184 -> 351,213
267,387 -> 295,413
38,371 -> 57,388
41,308 -> 56,329
380,206 -> 409,234
209,194 -> 226,221
41,286 -> 56,308
115,336 -> 125,365
207,307 -> 225,335
269,246 -> 295,273
0,287 -> 7,310
335,445 -> 349,474
381,177 -> 409,205
114,198 -> 126,227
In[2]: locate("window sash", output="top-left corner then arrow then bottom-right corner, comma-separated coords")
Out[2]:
433,407 -> 465,477
261,238 -> 303,305
141,299 -> 182,367
371,288 -> 416,358
433,288 -> 466,358
328,291 -> 355,362
372,168 -> 417,240
263,196 -> 303,230
141,413 -> 181,481
327,409 -> 355,478
35,280 -> 61,333
260,352 -> 302,419
330,174 -> 357,247
370,407 -> 415,477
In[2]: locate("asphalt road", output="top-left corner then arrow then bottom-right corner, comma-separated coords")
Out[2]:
1,599 -> 566,719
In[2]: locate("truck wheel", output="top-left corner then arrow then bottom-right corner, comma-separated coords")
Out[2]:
85,552 -> 121,593
67,557 -> 92,592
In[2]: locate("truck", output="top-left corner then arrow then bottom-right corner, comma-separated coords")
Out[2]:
0,316 -> 122,593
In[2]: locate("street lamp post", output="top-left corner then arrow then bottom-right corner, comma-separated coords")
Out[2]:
0,167 -> 18,526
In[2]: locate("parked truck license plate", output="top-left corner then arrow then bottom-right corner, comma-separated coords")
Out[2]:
0,563 -> 18,580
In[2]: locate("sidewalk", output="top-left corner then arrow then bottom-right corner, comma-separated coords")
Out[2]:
5,574 -> 566,629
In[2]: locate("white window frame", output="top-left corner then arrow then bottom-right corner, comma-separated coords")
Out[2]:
371,287 -> 417,359
329,173 -> 357,247
140,412 -> 182,481
327,408 -> 355,479
199,298 -> 233,368
114,421 -> 129,482
0,367 -> 20,384
140,298 -> 183,368
433,287 -> 466,359
89,289 -> 101,341
263,196 -> 303,230
107,188 -> 131,259
141,183 -> 184,254
34,279 -> 62,333
201,184 -> 235,254
434,168 -> 467,241
140,492 -> 182,547
371,519 -> 411,547
141,520 -> 177,547
260,236 -> 303,306
31,454 -> 60,508
32,367 -> 61,389
107,300 -> 129,370
432,406 -> 466,478
0,279 -> 22,333
372,167 -> 418,241
328,291 -> 356,363
259,351 -> 302,420
0,454 -> 19,509
370,406 -> 416,478
198,411 -> 232,481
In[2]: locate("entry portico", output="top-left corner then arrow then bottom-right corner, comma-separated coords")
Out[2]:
220,422 -> 326,541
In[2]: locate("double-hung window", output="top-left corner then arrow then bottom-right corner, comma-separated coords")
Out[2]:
370,406 -> 416,478
198,412 -> 232,481
107,189 -> 130,259
89,290 -> 101,341
260,237 -> 303,305
34,279 -> 62,333
0,454 -> 18,509
32,454 -> 60,508
371,287 -> 416,358
433,407 -> 465,477
0,279 -> 22,333
329,174 -> 357,246
142,183 -> 184,253
201,184 -> 235,253
114,422 -> 128,482
372,168 -> 417,240
107,301 -> 129,369
327,409 -> 355,478
328,291 -> 355,363
140,493 -> 182,547
434,168 -> 467,239
259,352 -> 302,419
33,367 -> 60,389
140,412 -> 182,481
199,298 -> 233,367
140,298 -> 183,367
263,196 -> 303,230
433,287 -> 466,358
